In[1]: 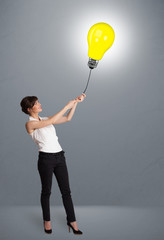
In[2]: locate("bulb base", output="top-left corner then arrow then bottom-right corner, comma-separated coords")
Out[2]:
88,58 -> 99,69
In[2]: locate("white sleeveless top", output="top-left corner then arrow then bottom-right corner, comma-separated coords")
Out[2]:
28,115 -> 63,153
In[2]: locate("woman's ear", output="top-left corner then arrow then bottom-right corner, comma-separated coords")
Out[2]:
27,107 -> 31,114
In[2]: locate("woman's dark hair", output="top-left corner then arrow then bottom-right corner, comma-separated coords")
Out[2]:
20,96 -> 38,115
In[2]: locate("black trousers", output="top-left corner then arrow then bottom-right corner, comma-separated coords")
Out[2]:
37,150 -> 76,222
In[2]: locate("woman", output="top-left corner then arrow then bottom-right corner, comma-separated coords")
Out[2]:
20,93 -> 86,235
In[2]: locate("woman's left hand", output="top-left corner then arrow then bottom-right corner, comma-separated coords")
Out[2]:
75,93 -> 86,102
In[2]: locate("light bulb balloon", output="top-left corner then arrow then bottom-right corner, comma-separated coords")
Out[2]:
82,22 -> 115,94
87,22 -> 115,69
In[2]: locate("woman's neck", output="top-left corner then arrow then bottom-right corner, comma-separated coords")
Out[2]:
29,113 -> 41,121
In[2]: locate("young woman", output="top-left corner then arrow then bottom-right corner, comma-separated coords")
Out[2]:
20,93 -> 86,235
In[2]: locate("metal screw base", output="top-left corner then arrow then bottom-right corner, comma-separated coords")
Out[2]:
87,58 -> 99,69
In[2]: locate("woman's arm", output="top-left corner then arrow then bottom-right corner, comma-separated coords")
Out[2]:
52,102 -> 77,124
26,105 -> 69,133
53,93 -> 86,124
52,102 -> 78,124
67,102 -> 78,121
26,98 -> 78,133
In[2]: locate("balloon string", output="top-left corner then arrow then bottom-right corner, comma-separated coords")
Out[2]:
82,69 -> 92,94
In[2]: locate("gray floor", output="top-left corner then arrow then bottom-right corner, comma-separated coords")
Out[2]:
1,206 -> 164,240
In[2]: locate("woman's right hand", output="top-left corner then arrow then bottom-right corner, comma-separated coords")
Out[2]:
75,93 -> 86,102
66,99 -> 77,110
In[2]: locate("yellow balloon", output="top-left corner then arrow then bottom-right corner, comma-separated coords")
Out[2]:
87,22 -> 115,61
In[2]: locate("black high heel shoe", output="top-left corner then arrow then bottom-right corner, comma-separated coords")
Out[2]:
67,222 -> 83,235
43,221 -> 52,234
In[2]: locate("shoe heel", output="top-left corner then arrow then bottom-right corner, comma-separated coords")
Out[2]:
67,222 -> 83,235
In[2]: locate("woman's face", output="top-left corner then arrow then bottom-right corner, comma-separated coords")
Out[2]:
28,100 -> 42,114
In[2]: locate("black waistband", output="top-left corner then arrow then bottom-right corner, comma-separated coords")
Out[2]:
39,150 -> 65,156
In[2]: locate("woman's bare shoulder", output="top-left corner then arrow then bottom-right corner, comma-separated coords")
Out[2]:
25,121 -> 35,134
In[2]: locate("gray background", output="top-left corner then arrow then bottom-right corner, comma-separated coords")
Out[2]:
0,0 -> 164,208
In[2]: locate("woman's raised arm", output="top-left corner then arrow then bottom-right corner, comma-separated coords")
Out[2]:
25,105 -> 68,133
25,99 -> 77,133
